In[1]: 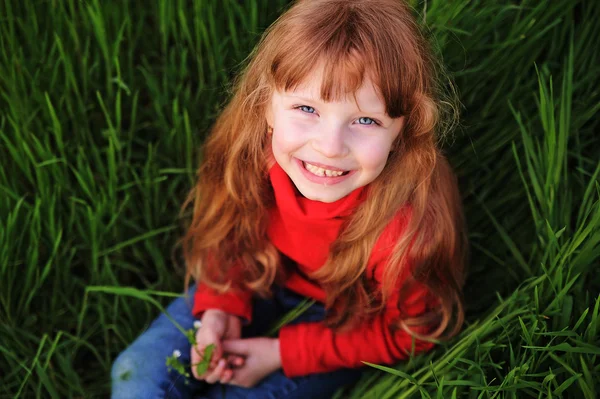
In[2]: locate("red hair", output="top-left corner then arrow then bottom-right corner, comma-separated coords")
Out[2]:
182,0 -> 467,338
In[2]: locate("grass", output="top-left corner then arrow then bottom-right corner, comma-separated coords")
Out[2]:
0,0 -> 598,397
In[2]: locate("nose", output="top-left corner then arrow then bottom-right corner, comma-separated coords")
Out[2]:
311,125 -> 349,158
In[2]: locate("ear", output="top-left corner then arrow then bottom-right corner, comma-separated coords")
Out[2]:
397,115 -> 406,134
265,98 -> 274,127
390,116 -> 406,152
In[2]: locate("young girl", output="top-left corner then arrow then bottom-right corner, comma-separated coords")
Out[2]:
111,0 -> 467,397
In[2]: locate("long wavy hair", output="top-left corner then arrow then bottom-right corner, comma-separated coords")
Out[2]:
182,0 -> 467,339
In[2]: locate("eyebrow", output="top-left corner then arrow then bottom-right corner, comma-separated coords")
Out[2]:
284,94 -> 389,118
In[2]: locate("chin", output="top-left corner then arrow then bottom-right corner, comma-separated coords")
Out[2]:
298,189 -> 345,203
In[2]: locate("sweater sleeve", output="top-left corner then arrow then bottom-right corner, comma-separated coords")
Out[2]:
277,283 -> 437,377
192,283 -> 253,323
191,260 -> 253,323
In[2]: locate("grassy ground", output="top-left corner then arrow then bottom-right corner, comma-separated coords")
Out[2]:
1,0 -> 599,397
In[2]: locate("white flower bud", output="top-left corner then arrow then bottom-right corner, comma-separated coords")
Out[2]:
173,349 -> 182,358
194,320 -> 202,329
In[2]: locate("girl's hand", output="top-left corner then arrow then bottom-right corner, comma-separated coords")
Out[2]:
220,338 -> 282,388
190,309 -> 245,382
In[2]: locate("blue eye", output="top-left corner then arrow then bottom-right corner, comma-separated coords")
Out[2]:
297,105 -> 316,114
358,117 -> 378,125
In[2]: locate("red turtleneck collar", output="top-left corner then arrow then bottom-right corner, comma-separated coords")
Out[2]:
268,161 -> 366,221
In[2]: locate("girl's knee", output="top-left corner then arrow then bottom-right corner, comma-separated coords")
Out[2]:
111,349 -> 139,383
111,347 -> 174,399
111,345 -> 162,383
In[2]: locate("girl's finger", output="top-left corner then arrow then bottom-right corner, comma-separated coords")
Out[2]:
219,368 -> 234,384
226,354 -> 245,367
204,359 -> 227,384
209,351 -> 224,369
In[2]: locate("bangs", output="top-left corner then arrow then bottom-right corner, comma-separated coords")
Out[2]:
272,47 -> 368,105
265,1 -> 413,118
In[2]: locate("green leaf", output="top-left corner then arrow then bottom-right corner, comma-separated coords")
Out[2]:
196,344 -> 215,376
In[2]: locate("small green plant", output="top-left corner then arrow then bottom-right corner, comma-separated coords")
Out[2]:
165,320 -> 216,378
166,349 -> 189,378
195,344 -> 215,376
166,302 -> 313,379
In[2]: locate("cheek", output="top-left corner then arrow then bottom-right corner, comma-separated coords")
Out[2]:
272,132 -> 292,156
272,119 -> 310,152
352,138 -> 393,171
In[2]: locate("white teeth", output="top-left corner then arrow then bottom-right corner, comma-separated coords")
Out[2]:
304,162 -> 345,177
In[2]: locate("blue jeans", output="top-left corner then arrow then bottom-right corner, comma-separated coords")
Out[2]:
111,285 -> 362,398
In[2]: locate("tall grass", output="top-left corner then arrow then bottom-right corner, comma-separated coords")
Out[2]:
0,0 -> 598,397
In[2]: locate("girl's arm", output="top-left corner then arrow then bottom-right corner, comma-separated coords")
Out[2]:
277,284 -> 436,377
193,284 -> 253,323
192,260 -> 253,323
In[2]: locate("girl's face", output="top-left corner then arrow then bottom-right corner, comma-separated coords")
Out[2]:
268,70 -> 405,203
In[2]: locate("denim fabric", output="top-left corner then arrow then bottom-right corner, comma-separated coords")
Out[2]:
111,285 -> 362,398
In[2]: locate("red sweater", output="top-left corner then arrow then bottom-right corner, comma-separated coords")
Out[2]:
193,162 -> 436,377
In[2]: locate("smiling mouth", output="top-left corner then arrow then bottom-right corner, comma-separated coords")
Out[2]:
302,161 -> 350,177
